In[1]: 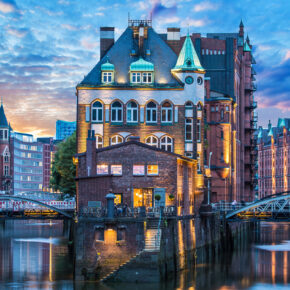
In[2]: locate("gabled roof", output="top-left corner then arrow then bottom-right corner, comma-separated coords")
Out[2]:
244,41 -> 251,52
173,34 -> 204,72
0,104 -> 8,128
78,27 -> 181,88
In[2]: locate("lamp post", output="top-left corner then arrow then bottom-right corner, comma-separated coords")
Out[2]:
205,152 -> 212,205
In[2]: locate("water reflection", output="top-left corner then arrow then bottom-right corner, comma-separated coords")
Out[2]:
0,220 -> 289,289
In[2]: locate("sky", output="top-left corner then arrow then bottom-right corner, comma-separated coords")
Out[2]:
0,0 -> 289,137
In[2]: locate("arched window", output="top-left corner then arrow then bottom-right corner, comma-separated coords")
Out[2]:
160,136 -> 173,152
111,101 -> 123,122
161,102 -> 173,123
197,103 -> 202,110
185,101 -> 193,107
145,136 -> 158,148
111,135 -> 123,145
96,135 -> 103,149
146,101 -> 157,123
92,101 -> 103,122
127,101 -> 138,122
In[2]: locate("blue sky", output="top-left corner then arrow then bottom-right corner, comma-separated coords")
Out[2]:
0,0 -> 289,136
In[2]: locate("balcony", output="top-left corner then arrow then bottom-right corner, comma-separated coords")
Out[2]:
251,67 -> 256,75
245,101 -> 257,110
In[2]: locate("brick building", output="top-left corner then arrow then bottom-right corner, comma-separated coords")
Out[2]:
257,119 -> 290,198
76,19 -> 257,206
77,133 -> 200,215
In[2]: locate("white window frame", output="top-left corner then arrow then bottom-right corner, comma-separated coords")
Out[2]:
111,101 -> 123,122
133,165 -> 145,176
111,165 -> 122,176
127,101 -> 138,123
142,72 -> 152,83
185,118 -> 193,141
147,165 -> 159,176
102,72 -> 113,83
161,102 -> 173,123
97,164 -> 109,175
160,136 -> 173,152
111,135 -> 123,145
146,102 -> 157,123
145,136 -> 158,148
96,135 -> 103,149
197,119 -> 201,142
131,72 -> 141,83
92,101 -> 103,122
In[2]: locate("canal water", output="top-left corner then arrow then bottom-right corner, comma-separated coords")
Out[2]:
0,220 -> 289,289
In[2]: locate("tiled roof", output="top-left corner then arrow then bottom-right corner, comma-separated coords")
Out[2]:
78,27 -> 181,88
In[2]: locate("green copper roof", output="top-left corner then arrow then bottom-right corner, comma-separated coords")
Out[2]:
0,104 -> 8,128
268,126 -> 273,137
130,58 -> 154,71
244,41 -> 251,52
101,61 -> 115,71
173,34 -> 204,71
278,118 -> 286,128
257,127 -> 263,139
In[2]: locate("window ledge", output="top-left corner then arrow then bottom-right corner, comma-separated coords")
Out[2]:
146,122 -> 158,126
161,122 -> 173,126
111,122 -> 123,126
91,121 -> 103,124
126,122 -> 139,126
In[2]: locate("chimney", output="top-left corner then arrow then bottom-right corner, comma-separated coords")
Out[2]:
86,130 -> 96,176
166,28 -> 180,54
100,27 -> 115,59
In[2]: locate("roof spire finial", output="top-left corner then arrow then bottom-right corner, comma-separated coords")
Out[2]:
239,19 -> 244,27
187,24 -> 190,36
1,97 -> 3,107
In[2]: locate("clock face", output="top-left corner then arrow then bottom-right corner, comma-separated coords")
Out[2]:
185,76 -> 193,85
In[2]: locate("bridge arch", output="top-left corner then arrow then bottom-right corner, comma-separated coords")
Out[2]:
226,191 -> 290,219
0,195 -> 74,218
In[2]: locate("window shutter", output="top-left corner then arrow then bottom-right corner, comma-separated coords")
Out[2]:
85,106 -> 90,122
174,107 -> 178,123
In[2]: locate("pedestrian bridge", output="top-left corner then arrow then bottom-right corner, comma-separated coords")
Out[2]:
213,191 -> 290,220
0,195 -> 75,218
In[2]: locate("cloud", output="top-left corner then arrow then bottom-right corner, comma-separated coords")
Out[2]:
0,0 -> 17,13
193,1 -> 219,12
150,1 -> 177,19
6,26 -> 29,38
80,37 -> 99,50
284,50 -> 290,61
62,24 -> 79,31
180,17 -> 207,27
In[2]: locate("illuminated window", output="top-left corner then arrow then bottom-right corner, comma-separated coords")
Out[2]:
147,165 -> 158,175
161,102 -> 173,123
132,72 -> 141,83
114,193 -> 122,205
127,101 -> 138,122
96,135 -> 103,148
92,101 -> 103,122
160,136 -> 173,152
111,101 -> 123,122
97,165 -> 108,175
111,135 -> 123,145
145,136 -> 158,148
146,101 -> 157,123
197,154 -> 201,172
102,72 -> 113,83
185,119 -> 193,141
142,72 -> 152,83
133,165 -> 145,176
111,165 -> 122,176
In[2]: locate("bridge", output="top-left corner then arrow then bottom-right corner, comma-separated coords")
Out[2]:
213,191 -> 290,220
0,195 -> 75,218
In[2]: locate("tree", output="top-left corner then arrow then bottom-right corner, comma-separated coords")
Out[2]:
50,132 -> 76,196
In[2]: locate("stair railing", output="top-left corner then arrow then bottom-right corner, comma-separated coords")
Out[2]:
155,209 -> 162,249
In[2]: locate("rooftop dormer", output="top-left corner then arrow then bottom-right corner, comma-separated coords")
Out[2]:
130,58 -> 154,84
101,60 -> 115,84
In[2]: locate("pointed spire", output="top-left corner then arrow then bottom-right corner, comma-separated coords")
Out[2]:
239,19 -> 244,27
257,126 -> 263,139
278,118 -> 286,128
268,120 -> 273,136
172,34 -> 204,72
244,41 -> 251,52
246,34 -> 250,44
0,102 -> 8,128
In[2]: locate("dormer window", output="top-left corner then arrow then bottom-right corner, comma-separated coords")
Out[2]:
101,60 -> 115,84
130,58 -> 154,85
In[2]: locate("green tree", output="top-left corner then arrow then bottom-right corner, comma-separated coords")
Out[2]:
50,132 -> 76,196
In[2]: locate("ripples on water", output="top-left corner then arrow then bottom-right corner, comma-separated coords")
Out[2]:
0,220 -> 289,289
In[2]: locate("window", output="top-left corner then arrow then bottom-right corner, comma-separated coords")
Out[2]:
226,106 -> 229,111
97,165 -> 108,175
161,102 -> 173,123
127,101 -> 138,122
111,101 -> 123,122
146,101 -> 157,123
221,109 -> 224,120
92,101 -> 103,122
197,103 -> 202,110
211,106 -> 215,112
185,101 -> 193,108
132,72 -> 141,83
197,154 -> 201,172
215,106 -> 219,112
133,165 -> 145,176
0,129 -> 8,140
96,135 -> 103,149
111,165 -> 122,176
111,135 -> 123,145
102,72 -> 113,83
221,130 -> 224,140
147,165 -> 158,175
4,165 -> 9,176
185,119 -> 193,141
197,77 -> 203,85
160,136 -> 173,152
221,152 -> 224,162
145,136 -> 158,148
4,153 -> 9,163
142,72 -> 152,83
197,119 -> 201,142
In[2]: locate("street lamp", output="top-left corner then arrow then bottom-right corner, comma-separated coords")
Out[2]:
204,152 -> 212,205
